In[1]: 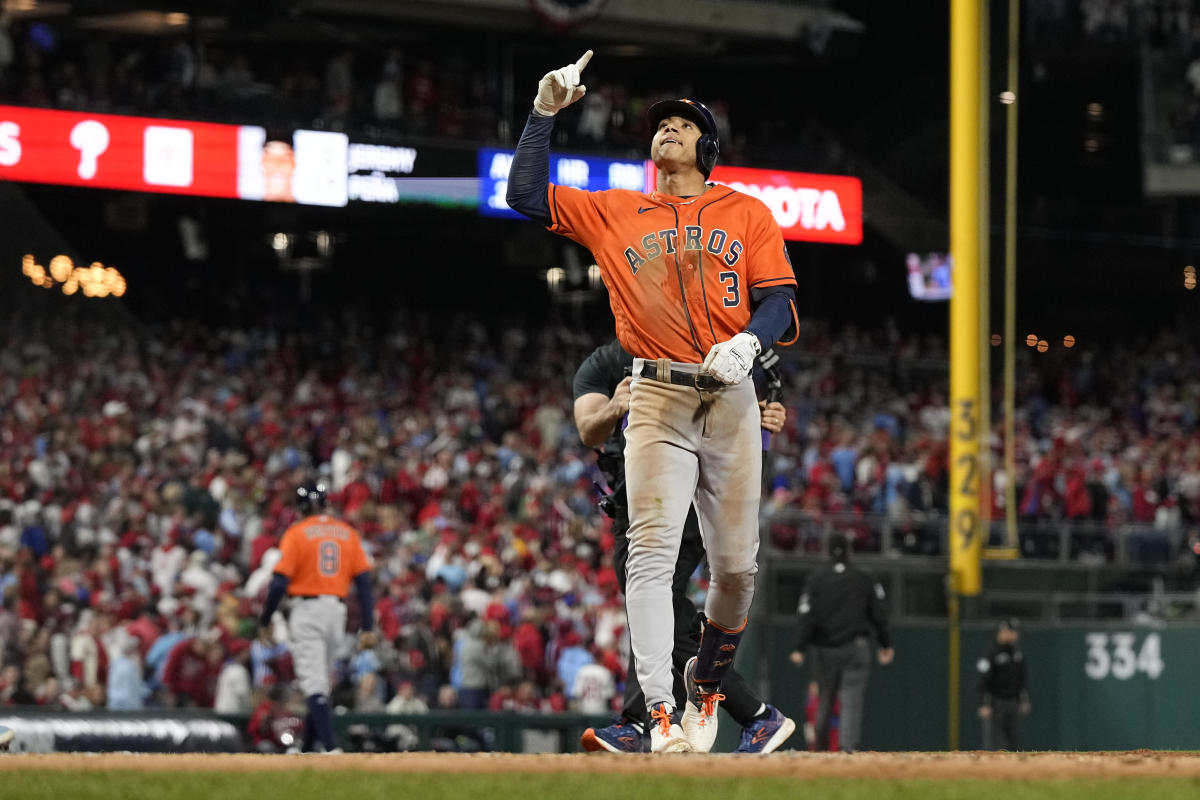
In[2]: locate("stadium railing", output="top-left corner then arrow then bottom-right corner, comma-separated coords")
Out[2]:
762,508 -> 1183,568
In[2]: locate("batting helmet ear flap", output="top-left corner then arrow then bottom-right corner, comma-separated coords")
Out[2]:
696,134 -> 719,178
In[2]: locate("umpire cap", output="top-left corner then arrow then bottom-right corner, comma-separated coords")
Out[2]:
295,481 -> 328,514
646,98 -> 720,177
829,532 -> 850,562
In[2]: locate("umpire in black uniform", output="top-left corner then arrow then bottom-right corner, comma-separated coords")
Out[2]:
977,618 -> 1030,750
788,532 -> 893,752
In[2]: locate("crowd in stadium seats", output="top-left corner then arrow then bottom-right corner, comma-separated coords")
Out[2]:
764,325 -> 1200,566
2,311 -> 1199,726
0,16 -> 843,169
0,313 -> 616,738
0,18 -> 654,145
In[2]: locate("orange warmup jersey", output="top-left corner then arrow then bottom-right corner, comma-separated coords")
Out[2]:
274,514 -> 371,598
548,184 -> 798,362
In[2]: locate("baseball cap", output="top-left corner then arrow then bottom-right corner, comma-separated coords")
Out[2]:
828,532 -> 850,560
646,98 -> 719,142
998,617 -> 1020,632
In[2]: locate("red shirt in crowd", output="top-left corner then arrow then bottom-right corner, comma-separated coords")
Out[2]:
162,638 -> 219,707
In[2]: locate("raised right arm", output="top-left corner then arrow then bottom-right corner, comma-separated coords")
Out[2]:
505,112 -> 556,225
506,50 -> 592,225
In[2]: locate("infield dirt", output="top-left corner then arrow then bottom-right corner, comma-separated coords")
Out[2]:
2,750 -> 1199,780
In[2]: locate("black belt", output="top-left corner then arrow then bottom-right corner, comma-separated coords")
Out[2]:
294,594 -> 341,601
638,362 -> 724,391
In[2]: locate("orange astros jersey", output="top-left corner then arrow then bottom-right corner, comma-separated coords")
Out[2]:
274,514 -> 371,598
547,184 -> 798,362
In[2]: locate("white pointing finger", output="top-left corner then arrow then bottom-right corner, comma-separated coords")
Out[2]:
575,49 -> 593,72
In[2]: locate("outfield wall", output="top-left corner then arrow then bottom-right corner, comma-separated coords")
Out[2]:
4,627 -> 1196,753
752,621 -> 1200,751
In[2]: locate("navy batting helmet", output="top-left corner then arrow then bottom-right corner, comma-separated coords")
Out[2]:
296,481 -> 328,514
646,98 -> 720,177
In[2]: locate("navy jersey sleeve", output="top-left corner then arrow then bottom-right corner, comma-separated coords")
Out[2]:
506,112 -> 555,225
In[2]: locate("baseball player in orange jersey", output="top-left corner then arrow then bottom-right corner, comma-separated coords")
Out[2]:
508,50 -> 799,753
259,482 -> 376,753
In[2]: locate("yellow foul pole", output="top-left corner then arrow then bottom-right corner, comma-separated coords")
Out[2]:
949,0 -> 984,750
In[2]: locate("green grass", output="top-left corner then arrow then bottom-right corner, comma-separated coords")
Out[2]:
4,773 -> 1200,800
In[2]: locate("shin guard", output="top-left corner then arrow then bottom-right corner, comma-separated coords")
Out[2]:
692,617 -> 747,689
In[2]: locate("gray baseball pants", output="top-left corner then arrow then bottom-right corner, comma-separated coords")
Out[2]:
623,359 -> 762,714
812,637 -> 872,752
288,595 -> 346,697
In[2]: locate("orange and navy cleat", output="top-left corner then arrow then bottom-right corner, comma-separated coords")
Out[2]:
580,719 -> 647,753
735,706 -> 796,754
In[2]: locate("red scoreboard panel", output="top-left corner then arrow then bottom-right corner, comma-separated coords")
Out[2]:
0,105 -> 350,206
0,105 -> 242,197
709,165 -> 863,245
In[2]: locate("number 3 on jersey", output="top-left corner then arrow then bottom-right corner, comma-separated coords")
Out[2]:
318,541 -> 340,576
719,271 -> 740,307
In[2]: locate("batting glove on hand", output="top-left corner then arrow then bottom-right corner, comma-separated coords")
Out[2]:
533,50 -> 592,116
701,332 -> 761,385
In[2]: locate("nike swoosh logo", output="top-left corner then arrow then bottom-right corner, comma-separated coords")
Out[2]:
637,207 -> 655,214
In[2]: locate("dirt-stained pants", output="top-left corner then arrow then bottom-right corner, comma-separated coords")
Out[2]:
623,359 -> 761,714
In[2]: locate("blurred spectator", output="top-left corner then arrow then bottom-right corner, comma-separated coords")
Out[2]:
803,680 -> 839,751
106,633 -> 146,710
429,683 -> 488,753
455,618 -> 520,709
384,679 -> 428,751
373,49 -> 403,122
570,655 -> 615,714
247,684 -> 304,753
351,645 -> 385,712
214,638 -> 253,714
249,629 -> 292,689
145,610 -> 191,692
68,610 -> 105,689
0,586 -> 18,667
555,629 -> 593,704
162,636 -> 220,708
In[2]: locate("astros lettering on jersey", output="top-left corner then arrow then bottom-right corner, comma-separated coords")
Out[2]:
547,184 -> 798,362
274,514 -> 370,598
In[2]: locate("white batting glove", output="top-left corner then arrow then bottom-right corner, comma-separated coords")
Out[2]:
533,50 -> 593,117
701,332 -> 762,385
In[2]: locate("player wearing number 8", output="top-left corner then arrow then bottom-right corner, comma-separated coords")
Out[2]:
259,481 -> 375,753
